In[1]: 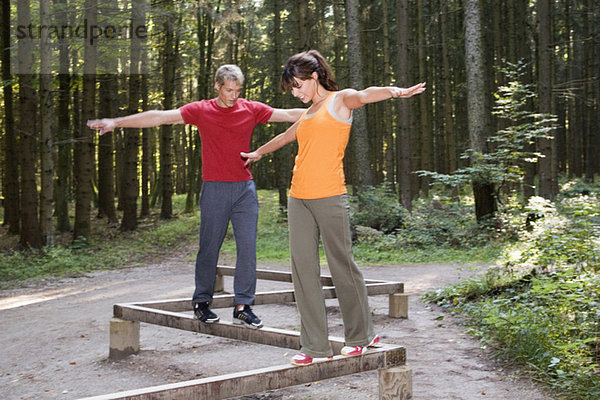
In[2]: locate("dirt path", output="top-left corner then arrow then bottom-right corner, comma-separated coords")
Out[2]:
0,246 -> 551,400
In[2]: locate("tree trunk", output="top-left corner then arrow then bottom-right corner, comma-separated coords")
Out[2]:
121,0 -> 145,230
594,0 -> 600,178
516,0 -> 535,199
173,34 -> 185,196
417,0 -> 431,195
184,125 -> 200,214
583,0 -> 596,182
197,5 -> 207,101
55,0 -> 71,232
1,0 -> 20,234
332,0 -> 345,86
464,0 -> 497,221
293,0 -> 310,51
345,0 -> 373,191
441,3 -> 456,175
567,3 -> 583,179
140,67 -> 151,218
431,2 -> 444,174
396,0 -> 412,210
97,73 -> 119,224
74,0 -> 97,241
17,0 -> 41,248
160,0 -> 176,219
381,0 -> 395,190
272,0 -> 290,210
39,0 -> 54,246
536,0 -> 557,198
96,0 -> 119,224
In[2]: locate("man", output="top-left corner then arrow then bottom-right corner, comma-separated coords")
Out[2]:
87,65 -> 303,329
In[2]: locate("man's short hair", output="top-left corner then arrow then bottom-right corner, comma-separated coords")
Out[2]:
215,65 -> 244,86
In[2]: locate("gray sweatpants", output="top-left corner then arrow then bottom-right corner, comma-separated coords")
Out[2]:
288,194 -> 375,358
192,180 -> 258,305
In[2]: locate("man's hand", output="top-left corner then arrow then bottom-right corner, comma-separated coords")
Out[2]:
87,118 -> 117,135
240,151 -> 262,166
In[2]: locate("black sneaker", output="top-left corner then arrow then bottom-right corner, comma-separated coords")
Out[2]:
193,302 -> 219,324
233,305 -> 263,329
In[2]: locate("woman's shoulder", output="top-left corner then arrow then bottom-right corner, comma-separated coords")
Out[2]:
331,88 -> 357,109
336,88 -> 359,97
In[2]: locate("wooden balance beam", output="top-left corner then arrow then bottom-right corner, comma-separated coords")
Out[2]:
103,266 -> 412,399
109,266 -> 408,359
130,266 -> 407,317
83,344 -> 409,400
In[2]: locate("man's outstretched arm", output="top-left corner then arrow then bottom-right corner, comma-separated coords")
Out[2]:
87,109 -> 184,135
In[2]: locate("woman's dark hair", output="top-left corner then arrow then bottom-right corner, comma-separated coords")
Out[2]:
280,50 -> 338,92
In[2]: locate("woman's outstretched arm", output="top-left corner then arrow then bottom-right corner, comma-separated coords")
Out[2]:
339,82 -> 427,110
240,120 -> 300,165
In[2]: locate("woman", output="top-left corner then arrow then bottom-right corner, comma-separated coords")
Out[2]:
241,50 -> 426,365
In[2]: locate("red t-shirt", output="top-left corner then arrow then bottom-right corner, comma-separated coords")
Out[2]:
180,99 -> 274,181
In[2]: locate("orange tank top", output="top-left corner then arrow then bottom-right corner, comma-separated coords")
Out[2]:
289,92 -> 352,199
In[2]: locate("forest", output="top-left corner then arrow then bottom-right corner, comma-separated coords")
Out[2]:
0,0 -> 598,247
1,0 -> 600,398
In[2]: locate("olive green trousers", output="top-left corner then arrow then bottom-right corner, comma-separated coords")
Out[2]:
288,194 -> 375,358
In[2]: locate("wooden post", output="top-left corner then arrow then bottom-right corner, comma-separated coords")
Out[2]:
389,293 -> 408,318
109,317 -> 140,360
378,365 -> 413,400
214,274 -> 224,293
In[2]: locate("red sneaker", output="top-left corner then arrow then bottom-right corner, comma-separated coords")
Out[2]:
340,335 -> 380,356
291,353 -> 333,366
368,334 -> 380,347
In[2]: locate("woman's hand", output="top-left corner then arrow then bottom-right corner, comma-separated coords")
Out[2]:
240,151 -> 262,166
391,82 -> 427,98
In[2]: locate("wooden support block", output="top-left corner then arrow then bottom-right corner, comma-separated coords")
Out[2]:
214,274 -> 224,293
108,318 -> 140,360
378,365 -> 413,400
389,293 -> 409,319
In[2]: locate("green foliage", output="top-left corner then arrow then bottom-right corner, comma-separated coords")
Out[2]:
417,61 -> 557,208
0,189 -> 500,289
349,186 -> 494,262
352,241 -> 503,265
467,269 -> 600,400
424,181 -> 600,399
398,197 -> 492,248
229,188 -> 501,265
0,195 -> 200,289
516,191 -> 600,272
350,184 -> 408,233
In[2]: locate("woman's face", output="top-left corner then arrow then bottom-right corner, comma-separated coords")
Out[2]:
290,71 -> 320,103
290,77 -> 315,103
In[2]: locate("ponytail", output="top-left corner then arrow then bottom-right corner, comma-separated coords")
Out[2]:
280,50 -> 338,92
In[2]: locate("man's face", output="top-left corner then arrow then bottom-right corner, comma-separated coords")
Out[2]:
215,79 -> 242,108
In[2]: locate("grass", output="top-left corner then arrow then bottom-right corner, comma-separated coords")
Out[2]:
3,181 -> 597,399
352,240 -> 503,265
5,185 -> 597,398
423,186 -> 600,400
0,195 -> 201,289
425,264 -> 600,400
0,189 -> 503,290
